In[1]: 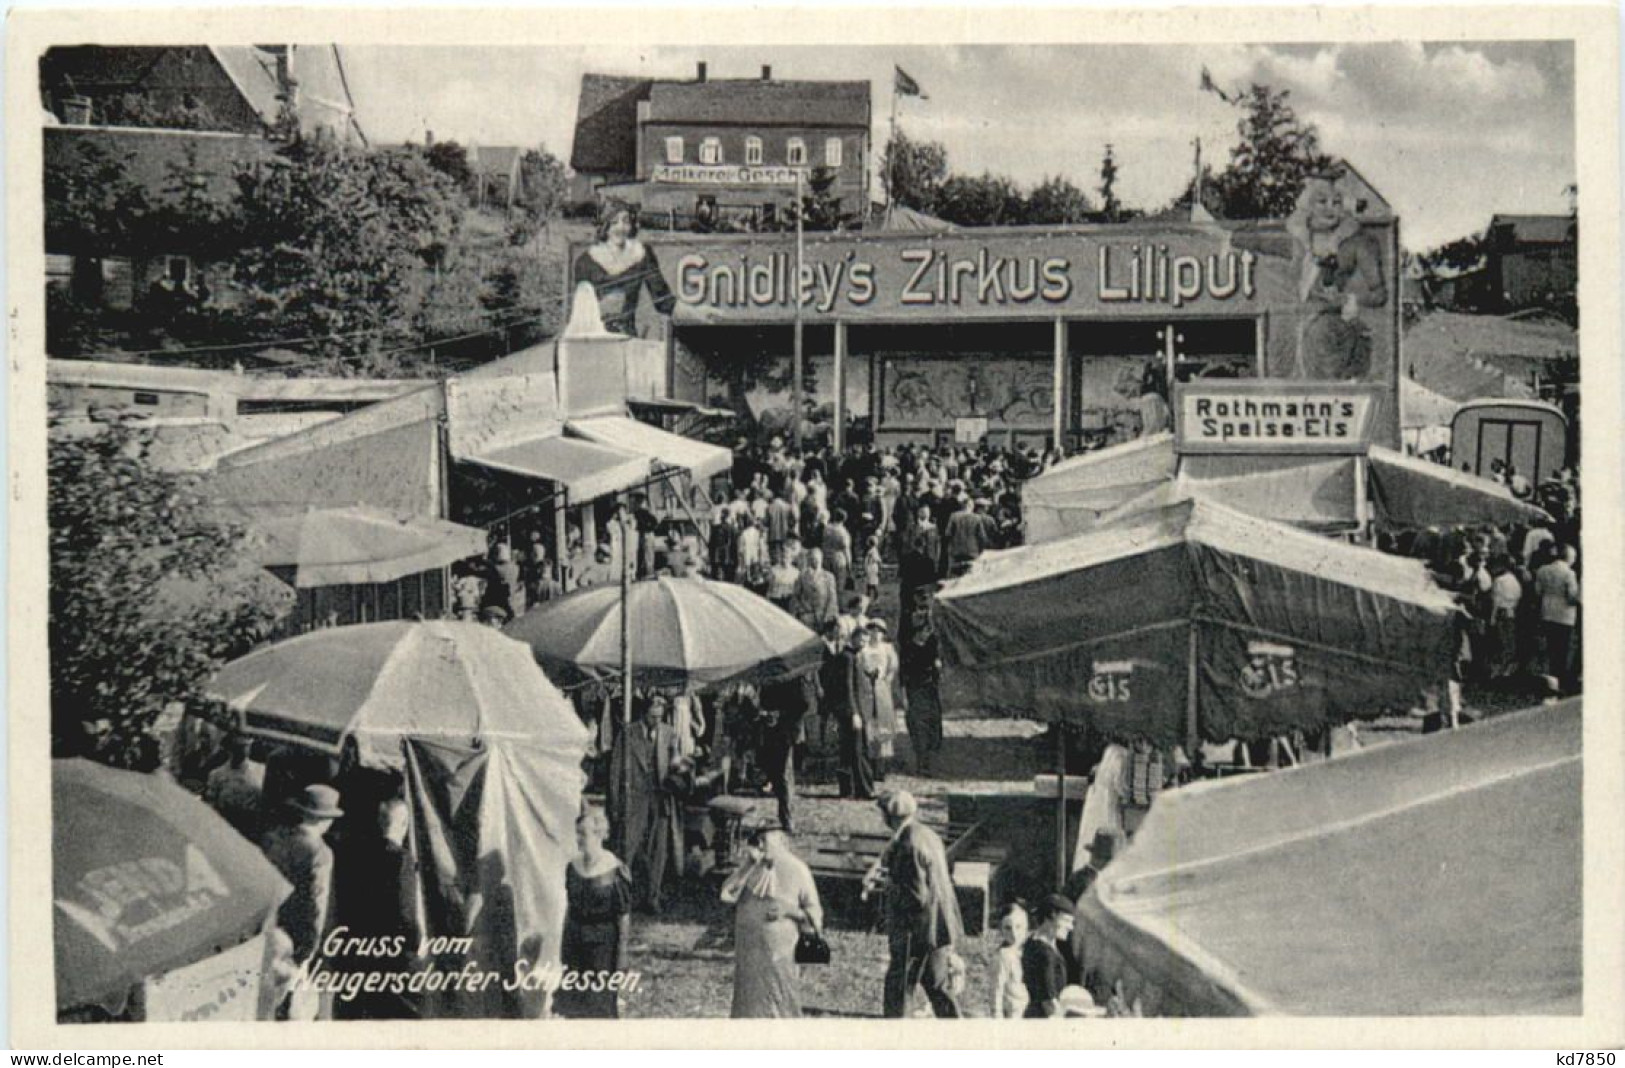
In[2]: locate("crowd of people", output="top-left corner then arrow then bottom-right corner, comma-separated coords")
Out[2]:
167,427 -> 1581,1022
1378,464 -> 1583,706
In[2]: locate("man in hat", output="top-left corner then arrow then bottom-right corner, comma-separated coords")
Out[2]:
874,789 -> 964,1017
1021,894 -> 1076,1018
1064,831 -> 1116,902
260,784 -> 344,1018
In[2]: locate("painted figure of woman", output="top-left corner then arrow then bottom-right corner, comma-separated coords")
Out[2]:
572,203 -> 676,337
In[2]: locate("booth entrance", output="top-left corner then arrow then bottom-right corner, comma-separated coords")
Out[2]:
1068,317 -> 1261,449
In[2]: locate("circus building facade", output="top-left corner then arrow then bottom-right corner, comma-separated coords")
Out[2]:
604,164 -> 1402,451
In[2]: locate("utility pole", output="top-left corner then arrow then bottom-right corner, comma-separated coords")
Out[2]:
792,168 -> 805,453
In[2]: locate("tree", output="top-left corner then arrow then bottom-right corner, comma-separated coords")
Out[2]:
880,130 -> 949,213
935,172 -> 1026,227
1202,79 -> 1335,219
1420,233 -> 1488,275
424,140 -> 474,196
1025,174 -> 1094,225
1098,144 -> 1122,221
776,166 -> 852,232
43,138 -> 152,256
49,420 -> 290,767
517,147 -> 568,223
230,139 -> 465,374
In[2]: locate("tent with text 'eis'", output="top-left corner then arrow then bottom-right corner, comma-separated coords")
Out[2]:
933,493 -> 1460,745
1072,699 -> 1581,1016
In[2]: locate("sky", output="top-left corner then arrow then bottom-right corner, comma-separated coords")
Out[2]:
339,41 -> 1575,251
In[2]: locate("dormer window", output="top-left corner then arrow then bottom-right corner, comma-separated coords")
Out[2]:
745,136 -> 763,165
699,137 -> 723,165
786,137 -> 807,166
664,137 -> 684,164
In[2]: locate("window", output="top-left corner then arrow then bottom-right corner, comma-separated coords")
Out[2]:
786,137 -> 807,166
664,137 -> 684,164
133,391 -> 161,407
745,136 -> 763,165
167,256 -> 191,284
699,137 -> 723,164
825,137 -> 843,167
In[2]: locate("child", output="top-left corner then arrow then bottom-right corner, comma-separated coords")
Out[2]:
990,903 -> 1030,1019
862,535 -> 883,604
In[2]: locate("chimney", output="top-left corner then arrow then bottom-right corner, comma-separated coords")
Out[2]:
425,129 -> 434,147
61,95 -> 93,125
761,64 -> 772,81
696,61 -> 708,82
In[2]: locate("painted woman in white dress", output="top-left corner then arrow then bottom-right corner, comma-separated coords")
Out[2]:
571,203 -> 676,337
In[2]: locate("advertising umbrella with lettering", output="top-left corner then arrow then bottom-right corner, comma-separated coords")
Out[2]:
53,759 -> 290,1015
505,575 -> 824,690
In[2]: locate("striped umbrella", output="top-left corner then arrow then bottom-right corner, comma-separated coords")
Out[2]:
505,575 -> 823,690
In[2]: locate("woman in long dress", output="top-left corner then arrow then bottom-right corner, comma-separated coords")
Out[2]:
558,808 -> 632,1018
721,820 -> 824,1018
857,620 -> 901,775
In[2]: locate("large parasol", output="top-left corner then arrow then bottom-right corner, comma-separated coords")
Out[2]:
53,759 -> 290,1015
505,575 -> 824,690
204,619 -> 587,767
245,505 -> 488,588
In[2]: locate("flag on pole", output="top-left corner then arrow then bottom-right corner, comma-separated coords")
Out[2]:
1199,65 -> 1235,104
895,65 -> 927,99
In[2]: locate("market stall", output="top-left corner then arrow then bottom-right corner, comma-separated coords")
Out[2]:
205,620 -> 590,1019
54,759 -> 291,1023
1021,408 -> 1547,539
1072,699 -> 1581,1016
934,491 -> 1460,747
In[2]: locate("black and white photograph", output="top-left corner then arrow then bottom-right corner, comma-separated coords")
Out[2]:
7,5 -> 1620,1049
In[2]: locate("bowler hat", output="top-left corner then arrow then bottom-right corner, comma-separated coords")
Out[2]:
287,784 -> 344,820
1086,830 -> 1117,867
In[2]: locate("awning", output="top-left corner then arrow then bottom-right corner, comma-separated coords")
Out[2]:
1021,434 -> 1178,543
1367,446 -> 1550,529
468,433 -> 650,501
1075,700 -> 1581,1016
568,415 -> 733,481
936,493 -> 1459,741
1183,454 -> 1359,530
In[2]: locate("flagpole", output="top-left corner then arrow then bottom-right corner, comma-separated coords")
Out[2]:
889,76 -> 899,210
792,167 -> 805,453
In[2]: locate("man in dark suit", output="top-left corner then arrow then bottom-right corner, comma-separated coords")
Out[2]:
823,627 -> 873,800
874,790 -> 964,1017
332,797 -> 421,1019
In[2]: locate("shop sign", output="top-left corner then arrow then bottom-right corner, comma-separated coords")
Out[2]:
650,228 -> 1274,322
1239,641 -> 1300,699
1174,382 -> 1384,455
141,934 -> 266,1022
953,416 -> 989,443
651,164 -> 806,186
1087,660 -> 1136,703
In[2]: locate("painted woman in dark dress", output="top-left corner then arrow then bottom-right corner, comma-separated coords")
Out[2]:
557,807 -> 632,1018
573,203 -> 677,337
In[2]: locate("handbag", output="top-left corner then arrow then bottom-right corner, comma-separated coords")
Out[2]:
794,926 -> 832,965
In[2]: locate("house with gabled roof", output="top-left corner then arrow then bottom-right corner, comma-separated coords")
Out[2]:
570,62 -> 871,229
